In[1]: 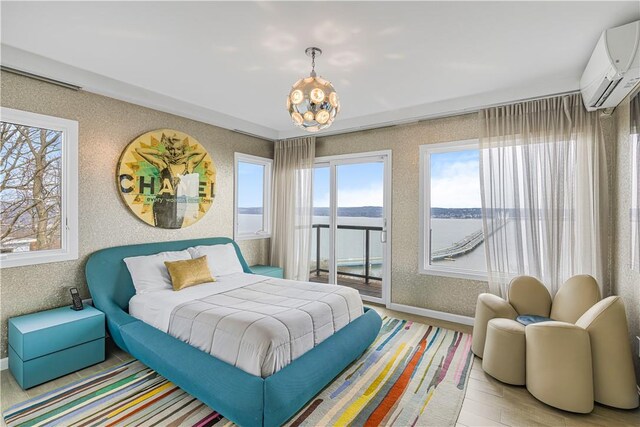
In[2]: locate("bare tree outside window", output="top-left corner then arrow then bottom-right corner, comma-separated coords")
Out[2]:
1,122 -> 62,254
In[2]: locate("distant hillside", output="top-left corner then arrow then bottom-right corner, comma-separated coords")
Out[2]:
431,208 -> 482,219
238,207 -> 263,214
240,207 -> 383,217
240,206 -> 485,218
313,206 -> 383,217
314,207 -> 481,218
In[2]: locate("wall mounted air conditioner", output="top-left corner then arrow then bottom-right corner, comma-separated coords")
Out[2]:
580,20 -> 640,111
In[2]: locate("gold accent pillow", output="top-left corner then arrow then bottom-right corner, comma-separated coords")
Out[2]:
165,256 -> 215,291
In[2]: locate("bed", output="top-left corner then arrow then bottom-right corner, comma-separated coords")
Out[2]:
129,272 -> 365,377
85,237 -> 382,427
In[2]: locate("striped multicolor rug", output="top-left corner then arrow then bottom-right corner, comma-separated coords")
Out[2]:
3,317 -> 473,427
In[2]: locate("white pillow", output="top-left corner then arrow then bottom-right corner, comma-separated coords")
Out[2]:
188,243 -> 244,277
124,250 -> 192,294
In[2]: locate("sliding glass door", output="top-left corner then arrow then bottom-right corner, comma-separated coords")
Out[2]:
310,151 -> 391,303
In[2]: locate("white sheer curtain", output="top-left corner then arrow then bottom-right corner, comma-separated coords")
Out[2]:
270,136 -> 315,281
479,93 -> 608,296
631,93 -> 640,271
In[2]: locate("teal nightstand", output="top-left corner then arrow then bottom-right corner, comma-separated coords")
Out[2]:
8,305 -> 105,389
250,265 -> 284,278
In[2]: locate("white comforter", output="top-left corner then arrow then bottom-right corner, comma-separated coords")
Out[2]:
128,273 -> 363,377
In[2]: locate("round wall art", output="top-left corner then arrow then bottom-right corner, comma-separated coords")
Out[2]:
116,129 -> 216,229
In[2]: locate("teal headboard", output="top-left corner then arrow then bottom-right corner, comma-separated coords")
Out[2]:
85,237 -> 251,347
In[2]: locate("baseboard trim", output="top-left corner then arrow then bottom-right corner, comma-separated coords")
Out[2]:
1,357 -> 7,371
387,303 -> 475,326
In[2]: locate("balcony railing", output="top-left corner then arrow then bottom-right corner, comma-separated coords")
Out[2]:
311,223 -> 383,284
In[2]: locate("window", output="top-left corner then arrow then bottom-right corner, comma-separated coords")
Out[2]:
234,153 -> 272,240
419,140 -> 487,280
0,108 -> 78,268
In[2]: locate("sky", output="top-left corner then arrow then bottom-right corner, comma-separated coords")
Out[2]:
238,149 -> 481,209
237,162 -> 264,207
430,149 -> 481,209
313,162 -> 384,208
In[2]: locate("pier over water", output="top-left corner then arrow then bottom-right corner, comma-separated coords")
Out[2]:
431,229 -> 484,261
431,219 -> 507,261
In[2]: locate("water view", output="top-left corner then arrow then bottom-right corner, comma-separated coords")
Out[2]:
239,208 -> 488,277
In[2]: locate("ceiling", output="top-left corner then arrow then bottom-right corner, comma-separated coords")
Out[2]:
1,1 -> 638,140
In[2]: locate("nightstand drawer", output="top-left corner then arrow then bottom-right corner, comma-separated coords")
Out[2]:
9,338 -> 105,389
250,265 -> 284,279
9,306 -> 105,360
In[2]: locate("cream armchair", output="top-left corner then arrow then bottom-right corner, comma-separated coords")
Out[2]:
473,275 -> 598,390
472,275 -> 639,412
472,275 -> 599,358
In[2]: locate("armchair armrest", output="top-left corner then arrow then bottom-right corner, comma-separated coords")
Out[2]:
471,293 -> 518,357
478,293 -> 519,318
525,321 -> 593,413
576,296 -> 639,409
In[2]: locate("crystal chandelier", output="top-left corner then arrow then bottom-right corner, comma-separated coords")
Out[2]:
286,47 -> 340,132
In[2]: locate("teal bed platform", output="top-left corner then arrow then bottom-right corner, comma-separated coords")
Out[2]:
86,237 -> 381,427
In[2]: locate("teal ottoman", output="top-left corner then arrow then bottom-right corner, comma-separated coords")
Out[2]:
250,265 -> 284,279
8,305 -> 105,389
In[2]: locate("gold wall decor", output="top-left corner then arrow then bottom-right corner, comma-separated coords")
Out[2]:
116,129 -> 217,229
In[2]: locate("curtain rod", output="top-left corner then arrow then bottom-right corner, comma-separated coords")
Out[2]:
1,66 -> 82,91
315,89 -> 582,139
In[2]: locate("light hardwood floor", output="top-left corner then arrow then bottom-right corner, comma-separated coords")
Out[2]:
1,306 -> 639,426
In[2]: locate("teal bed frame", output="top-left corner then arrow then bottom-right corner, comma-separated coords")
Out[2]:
85,237 -> 382,427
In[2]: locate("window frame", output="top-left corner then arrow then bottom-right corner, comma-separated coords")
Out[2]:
0,107 -> 79,268
234,152 -> 273,241
418,139 -> 487,281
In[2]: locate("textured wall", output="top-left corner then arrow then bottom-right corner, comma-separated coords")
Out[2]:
612,99 -> 640,384
316,114 -> 489,317
0,72 -> 273,358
